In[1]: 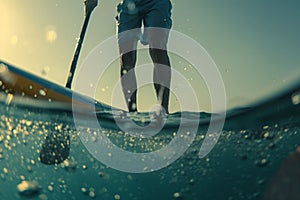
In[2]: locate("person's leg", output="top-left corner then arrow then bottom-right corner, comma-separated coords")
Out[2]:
116,1 -> 142,112
144,0 -> 172,114
149,47 -> 171,114
119,43 -> 138,112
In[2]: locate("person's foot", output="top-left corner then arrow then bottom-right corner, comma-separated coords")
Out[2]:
112,109 -> 129,119
150,105 -> 168,122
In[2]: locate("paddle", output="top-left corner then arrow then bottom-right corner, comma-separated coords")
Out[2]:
40,0 -> 98,165
66,0 -> 98,89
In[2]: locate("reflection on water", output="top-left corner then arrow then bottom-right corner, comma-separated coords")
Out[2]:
0,82 -> 300,199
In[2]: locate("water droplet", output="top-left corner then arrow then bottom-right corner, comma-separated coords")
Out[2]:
27,166 -> 32,173
91,136 -> 97,142
292,91 -> 300,105
0,64 -> 8,73
5,93 -> 14,105
3,167 -> 8,173
258,179 -> 265,185
98,171 -> 105,177
131,103 -> 136,110
62,159 -> 77,172
127,175 -> 133,180
41,66 -> 50,76
81,187 -> 88,194
39,89 -> 47,96
189,178 -> 195,185
89,188 -> 96,198
255,158 -> 268,167
89,191 -> 96,198
39,194 -> 48,200
114,194 -> 121,200
173,192 -> 181,198
263,125 -> 269,130
48,185 -> 54,192
127,1 -> 136,12
17,180 -> 40,197
263,132 -> 269,138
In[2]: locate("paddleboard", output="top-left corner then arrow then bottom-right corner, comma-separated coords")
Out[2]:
0,59 -> 113,112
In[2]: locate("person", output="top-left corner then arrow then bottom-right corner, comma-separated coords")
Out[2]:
116,0 -> 173,115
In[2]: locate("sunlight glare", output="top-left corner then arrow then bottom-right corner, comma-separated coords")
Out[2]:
45,26 -> 57,43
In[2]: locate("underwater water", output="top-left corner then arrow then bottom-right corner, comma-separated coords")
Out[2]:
0,83 -> 300,200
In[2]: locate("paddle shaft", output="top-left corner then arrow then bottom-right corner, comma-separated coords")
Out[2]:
66,0 -> 98,89
66,13 -> 91,88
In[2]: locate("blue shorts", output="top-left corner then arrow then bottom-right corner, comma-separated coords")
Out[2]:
116,0 -> 172,45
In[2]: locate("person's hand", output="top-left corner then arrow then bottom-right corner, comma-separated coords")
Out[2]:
84,0 -> 98,15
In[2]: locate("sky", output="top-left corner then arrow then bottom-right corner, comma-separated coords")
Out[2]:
1,0 -> 300,113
